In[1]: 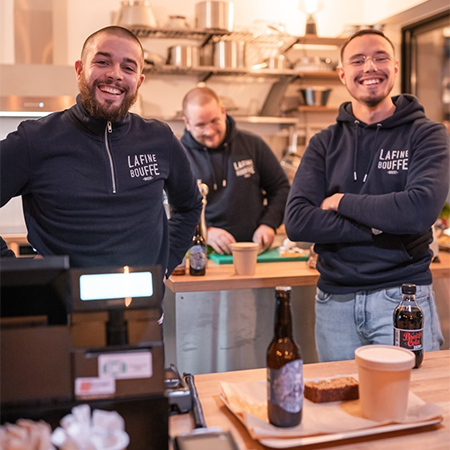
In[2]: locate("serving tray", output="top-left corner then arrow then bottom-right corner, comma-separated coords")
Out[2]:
219,377 -> 444,449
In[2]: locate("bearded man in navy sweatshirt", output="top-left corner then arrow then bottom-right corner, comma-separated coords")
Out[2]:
0,26 -> 202,279
285,29 -> 449,362
181,87 -> 290,254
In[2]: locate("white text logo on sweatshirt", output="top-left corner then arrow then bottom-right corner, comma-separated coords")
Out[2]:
377,149 -> 409,175
233,159 -> 255,178
128,153 -> 160,181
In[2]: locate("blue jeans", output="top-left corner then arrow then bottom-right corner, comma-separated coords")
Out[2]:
315,284 -> 444,362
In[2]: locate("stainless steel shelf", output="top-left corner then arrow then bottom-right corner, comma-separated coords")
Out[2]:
129,27 -> 344,48
291,35 -> 347,46
144,64 -> 298,77
129,27 -> 229,41
155,115 -> 299,125
144,65 -> 339,81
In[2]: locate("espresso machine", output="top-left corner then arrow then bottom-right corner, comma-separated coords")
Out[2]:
1,257 -> 170,450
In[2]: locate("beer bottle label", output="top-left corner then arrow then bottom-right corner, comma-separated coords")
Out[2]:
394,327 -> 423,351
268,360 -> 303,413
189,245 -> 206,270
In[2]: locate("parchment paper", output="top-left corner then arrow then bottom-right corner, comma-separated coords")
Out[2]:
220,376 -> 444,441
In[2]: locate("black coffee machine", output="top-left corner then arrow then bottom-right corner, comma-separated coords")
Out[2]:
0,256 -> 168,450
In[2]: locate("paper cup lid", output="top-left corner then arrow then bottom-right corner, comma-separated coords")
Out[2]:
355,345 -> 415,371
230,242 -> 258,251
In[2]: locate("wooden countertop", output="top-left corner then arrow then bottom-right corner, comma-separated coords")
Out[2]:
170,349 -> 450,450
166,251 -> 450,293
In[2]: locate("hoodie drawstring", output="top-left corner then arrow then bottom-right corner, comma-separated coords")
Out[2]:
222,143 -> 229,188
362,124 -> 382,183
204,150 -> 218,191
353,121 -> 382,183
353,120 -> 360,181
204,143 -> 229,191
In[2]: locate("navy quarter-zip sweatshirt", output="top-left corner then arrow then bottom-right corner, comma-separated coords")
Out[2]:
0,95 -> 202,275
285,95 -> 450,293
181,116 -> 290,242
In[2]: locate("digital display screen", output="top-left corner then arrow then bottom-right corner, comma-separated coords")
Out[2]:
79,271 -> 153,301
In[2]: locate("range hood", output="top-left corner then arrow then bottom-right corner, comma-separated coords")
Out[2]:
0,64 -> 78,114
0,0 -> 77,115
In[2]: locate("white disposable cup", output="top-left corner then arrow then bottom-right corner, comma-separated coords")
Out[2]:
355,345 -> 415,422
231,242 -> 259,275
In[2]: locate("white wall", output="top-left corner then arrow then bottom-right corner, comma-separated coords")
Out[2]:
361,0 -> 427,23
1,0 -> 430,66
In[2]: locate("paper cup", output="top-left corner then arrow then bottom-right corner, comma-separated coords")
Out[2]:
231,242 -> 259,276
355,345 -> 415,422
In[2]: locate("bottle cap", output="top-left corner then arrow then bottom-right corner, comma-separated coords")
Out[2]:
401,284 -> 416,295
275,286 -> 292,292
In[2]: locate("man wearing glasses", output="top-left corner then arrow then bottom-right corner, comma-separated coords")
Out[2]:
285,29 -> 449,361
181,87 -> 290,255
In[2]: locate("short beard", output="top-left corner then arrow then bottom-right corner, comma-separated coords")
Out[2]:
78,75 -> 138,122
360,95 -> 385,107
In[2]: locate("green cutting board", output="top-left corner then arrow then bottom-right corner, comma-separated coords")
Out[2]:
209,248 -> 308,264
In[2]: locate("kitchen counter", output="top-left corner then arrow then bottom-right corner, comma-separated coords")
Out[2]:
166,251 -> 450,292
163,252 -> 450,375
170,349 -> 450,450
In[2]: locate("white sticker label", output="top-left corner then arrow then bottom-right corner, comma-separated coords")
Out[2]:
75,377 -> 116,397
98,352 -> 153,380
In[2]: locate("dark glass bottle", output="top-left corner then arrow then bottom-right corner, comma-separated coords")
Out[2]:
267,286 -> 303,427
393,283 -> 424,369
189,224 -> 206,276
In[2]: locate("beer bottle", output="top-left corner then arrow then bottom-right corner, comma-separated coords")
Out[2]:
267,286 -> 303,427
189,224 -> 206,276
393,284 -> 424,368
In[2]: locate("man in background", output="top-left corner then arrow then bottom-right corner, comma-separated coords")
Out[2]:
181,87 -> 290,254
285,29 -> 449,361
0,26 -> 202,279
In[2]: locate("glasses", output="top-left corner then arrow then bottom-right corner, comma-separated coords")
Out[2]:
345,54 -> 393,68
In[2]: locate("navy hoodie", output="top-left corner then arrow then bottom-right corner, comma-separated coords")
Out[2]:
181,116 -> 290,241
0,95 -> 202,275
285,95 -> 450,294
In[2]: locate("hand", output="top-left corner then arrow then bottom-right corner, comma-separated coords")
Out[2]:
321,193 -> 344,212
207,227 -> 236,254
252,224 -> 275,253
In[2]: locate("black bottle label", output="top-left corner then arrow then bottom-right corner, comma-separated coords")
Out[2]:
268,360 -> 303,413
394,327 -> 423,351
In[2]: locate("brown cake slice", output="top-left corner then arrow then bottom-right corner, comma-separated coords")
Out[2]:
304,376 -> 359,403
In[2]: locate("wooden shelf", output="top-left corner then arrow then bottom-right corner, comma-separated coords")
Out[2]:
292,34 -> 347,46
297,106 -> 338,112
298,70 -> 339,80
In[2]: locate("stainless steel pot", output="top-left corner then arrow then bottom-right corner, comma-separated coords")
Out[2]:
195,1 -> 234,31
116,0 -> 158,28
213,41 -> 245,69
298,87 -> 332,106
264,54 -> 291,70
167,45 -> 200,68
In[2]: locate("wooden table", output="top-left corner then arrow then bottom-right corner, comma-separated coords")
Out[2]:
170,349 -> 450,450
166,251 -> 450,293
